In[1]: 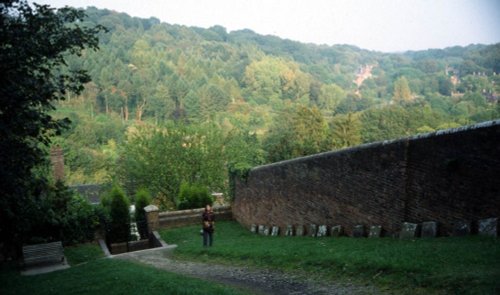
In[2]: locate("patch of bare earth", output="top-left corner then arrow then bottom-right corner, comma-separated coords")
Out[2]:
116,248 -> 383,295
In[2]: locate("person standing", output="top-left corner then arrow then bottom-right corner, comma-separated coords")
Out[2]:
202,204 -> 215,247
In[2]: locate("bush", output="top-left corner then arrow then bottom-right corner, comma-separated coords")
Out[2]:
25,181 -> 100,245
177,183 -> 213,210
134,188 -> 151,239
105,185 -> 131,243
62,194 -> 100,244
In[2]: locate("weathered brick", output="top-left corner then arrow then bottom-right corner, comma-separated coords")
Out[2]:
233,121 -> 500,237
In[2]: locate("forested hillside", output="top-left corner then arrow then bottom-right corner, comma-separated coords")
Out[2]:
54,7 -> 499,207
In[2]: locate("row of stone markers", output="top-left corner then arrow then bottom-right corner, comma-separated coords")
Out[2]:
250,224 -> 338,237
248,217 -> 498,238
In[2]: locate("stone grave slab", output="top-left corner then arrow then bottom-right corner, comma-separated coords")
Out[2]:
352,225 -> 365,238
421,221 -> 437,238
258,225 -> 265,235
309,224 -> 317,237
296,225 -> 305,236
452,221 -> 470,236
250,224 -> 257,234
271,226 -> 280,236
368,225 -> 382,238
263,226 -> 270,236
317,225 -> 328,237
400,222 -> 418,239
330,225 -> 343,237
285,225 -> 294,236
478,218 -> 498,237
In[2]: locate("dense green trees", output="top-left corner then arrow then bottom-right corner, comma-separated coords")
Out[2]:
117,123 -> 226,208
0,1 -> 103,254
264,105 -> 330,162
330,113 -> 362,148
393,76 -> 413,103
42,7 -> 498,210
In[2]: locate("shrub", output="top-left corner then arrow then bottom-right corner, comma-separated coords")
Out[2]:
106,185 -> 131,243
134,188 -> 151,239
62,194 -> 100,244
177,183 -> 213,210
26,181 -> 100,245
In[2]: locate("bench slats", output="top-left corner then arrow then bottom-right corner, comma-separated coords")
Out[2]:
23,241 -> 64,266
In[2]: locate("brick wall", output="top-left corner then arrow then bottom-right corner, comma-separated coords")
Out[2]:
233,121 -> 500,236
50,146 -> 65,182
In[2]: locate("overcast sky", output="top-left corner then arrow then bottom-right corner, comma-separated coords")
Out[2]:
33,0 -> 500,52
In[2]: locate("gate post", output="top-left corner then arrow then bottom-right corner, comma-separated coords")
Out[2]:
144,205 -> 159,233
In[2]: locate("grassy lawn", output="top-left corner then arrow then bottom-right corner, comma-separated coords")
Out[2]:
0,243 -> 248,295
64,242 -> 104,265
160,221 -> 500,294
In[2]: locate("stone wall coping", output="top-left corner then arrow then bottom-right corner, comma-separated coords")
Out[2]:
158,205 -> 231,217
144,205 -> 159,213
250,119 -> 499,172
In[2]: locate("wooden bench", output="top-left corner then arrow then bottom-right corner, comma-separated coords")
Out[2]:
22,241 -> 65,267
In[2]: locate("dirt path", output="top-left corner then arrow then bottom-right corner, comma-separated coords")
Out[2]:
115,247 -> 382,295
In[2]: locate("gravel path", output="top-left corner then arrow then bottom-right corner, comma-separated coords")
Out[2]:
115,247 -> 383,295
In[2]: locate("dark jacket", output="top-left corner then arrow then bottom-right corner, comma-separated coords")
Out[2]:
202,210 -> 215,232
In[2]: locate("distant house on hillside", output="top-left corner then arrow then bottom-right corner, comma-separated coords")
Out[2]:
71,184 -> 107,205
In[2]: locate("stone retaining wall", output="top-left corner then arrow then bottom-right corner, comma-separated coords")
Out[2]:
233,121 -> 500,236
158,206 -> 233,229
109,239 -> 150,255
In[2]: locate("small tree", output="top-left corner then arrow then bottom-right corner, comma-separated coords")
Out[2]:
107,185 -> 130,243
177,183 -> 213,210
134,188 -> 151,239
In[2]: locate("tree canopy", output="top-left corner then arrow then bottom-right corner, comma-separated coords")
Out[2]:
0,0 -> 103,253
3,5 -> 498,224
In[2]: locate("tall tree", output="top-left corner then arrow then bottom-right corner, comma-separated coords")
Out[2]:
330,113 -> 361,148
392,76 -> 412,103
264,105 -> 329,162
318,83 -> 346,112
0,0 -> 103,254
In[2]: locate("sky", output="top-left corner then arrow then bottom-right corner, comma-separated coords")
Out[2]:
33,0 -> 500,52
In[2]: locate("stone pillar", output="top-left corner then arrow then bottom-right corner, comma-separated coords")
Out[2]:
50,146 -> 65,182
144,205 -> 159,233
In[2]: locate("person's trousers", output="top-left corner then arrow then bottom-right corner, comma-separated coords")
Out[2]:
203,230 -> 213,247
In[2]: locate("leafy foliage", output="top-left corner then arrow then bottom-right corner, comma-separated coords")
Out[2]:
0,0 -> 103,254
25,181 -> 100,245
104,185 -> 130,243
264,105 -> 329,162
42,8 -> 499,212
117,122 -> 225,209
177,183 -> 213,210
134,188 -> 151,239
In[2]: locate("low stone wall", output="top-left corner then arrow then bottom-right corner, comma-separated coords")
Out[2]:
158,205 -> 233,229
109,238 -> 155,254
149,231 -> 168,248
109,242 -> 127,255
107,230 -> 170,255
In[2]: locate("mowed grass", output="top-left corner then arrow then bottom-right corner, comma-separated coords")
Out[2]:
160,221 -> 500,294
0,243 -> 248,295
64,242 -> 104,265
